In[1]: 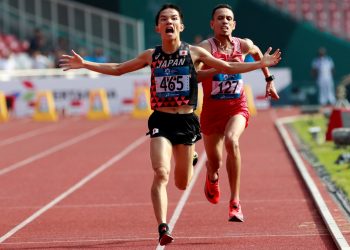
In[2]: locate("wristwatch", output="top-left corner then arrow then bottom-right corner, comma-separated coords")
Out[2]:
265,75 -> 275,82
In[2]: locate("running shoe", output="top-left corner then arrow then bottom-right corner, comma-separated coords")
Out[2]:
193,151 -> 199,166
228,200 -> 244,222
204,174 -> 220,204
158,223 -> 174,246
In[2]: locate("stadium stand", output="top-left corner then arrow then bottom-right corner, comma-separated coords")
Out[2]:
0,0 -> 144,69
262,0 -> 350,41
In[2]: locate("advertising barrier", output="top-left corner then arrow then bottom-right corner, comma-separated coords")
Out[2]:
0,68 -> 291,118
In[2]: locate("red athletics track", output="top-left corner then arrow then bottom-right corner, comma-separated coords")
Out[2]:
0,108 -> 349,249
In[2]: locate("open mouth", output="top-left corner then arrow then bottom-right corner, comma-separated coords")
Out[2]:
166,27 -> 174,33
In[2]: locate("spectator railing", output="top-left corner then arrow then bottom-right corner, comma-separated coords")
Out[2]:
0,0 -> 144,61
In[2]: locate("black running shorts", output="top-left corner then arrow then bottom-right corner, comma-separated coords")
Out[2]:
147,110 -> 202,145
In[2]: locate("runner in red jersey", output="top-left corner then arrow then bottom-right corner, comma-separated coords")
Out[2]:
197,4 -> 280,222
60,3 -> 281,245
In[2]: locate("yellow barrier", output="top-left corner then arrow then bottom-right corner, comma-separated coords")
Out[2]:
32,91 -> 58,122
244,84 -> 257,116
0,91 -> 9,122
87,89 -> 110,120
132,85 -> 152,119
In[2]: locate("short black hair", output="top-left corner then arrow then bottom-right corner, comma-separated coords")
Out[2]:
211,4 -> 233,20
155,3 -> 184,25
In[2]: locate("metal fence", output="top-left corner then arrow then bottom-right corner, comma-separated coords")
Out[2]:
0,0 -> 144,61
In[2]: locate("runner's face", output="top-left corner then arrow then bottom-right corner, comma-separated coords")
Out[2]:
156,8 -> 184,40
211,8 -> 235,36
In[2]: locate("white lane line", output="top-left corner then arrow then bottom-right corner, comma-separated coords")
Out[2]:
276,116 -> 350,250
0,118 -> 125,176
0,118 -> 80,147
0,198 -> 313,210
0,135 -> 148,243
0,232 -> 334,247
156,151 -> 207,250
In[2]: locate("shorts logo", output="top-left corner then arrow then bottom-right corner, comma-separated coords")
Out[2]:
152,128 -> 159,135
192,135 -> 197,142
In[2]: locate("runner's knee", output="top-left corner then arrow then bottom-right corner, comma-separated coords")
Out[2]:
153,166 -> 170,183
225,136 -> 240,154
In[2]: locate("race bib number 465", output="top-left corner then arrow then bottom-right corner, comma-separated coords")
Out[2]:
211,73 -> 243,100
154,67 -> 190,98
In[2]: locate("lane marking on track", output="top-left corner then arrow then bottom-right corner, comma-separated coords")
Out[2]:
0,198 -> 314,210
0,118 -> 81,147
156,151 -> 207,250
0,232 -> 335,248
0,118 -> 126,176
0,135 -> 147,243
276,116 -> 350,250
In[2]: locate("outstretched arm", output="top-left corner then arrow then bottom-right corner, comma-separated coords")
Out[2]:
242,38 -> 280,100
195,41 -> 218,81
191,45 -> 281,75
59,49 -> 152,76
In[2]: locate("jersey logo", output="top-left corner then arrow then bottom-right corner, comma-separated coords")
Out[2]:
179,50 -> 187,56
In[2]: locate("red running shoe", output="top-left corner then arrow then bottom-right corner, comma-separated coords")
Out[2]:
158,223 -> 174,246
204,174 -> 220,204
228,200 -> 244,222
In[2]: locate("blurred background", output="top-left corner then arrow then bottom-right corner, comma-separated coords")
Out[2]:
0,0 -> 350,118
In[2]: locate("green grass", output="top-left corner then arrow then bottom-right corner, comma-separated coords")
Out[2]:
291,114 -> 350,199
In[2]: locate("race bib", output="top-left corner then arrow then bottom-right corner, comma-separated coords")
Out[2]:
154,66 -> 190,98
211,73 -> 243,100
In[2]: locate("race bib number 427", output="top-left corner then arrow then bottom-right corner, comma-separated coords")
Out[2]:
154,67 -> 190,98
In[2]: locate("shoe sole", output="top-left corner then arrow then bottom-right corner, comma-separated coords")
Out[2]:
159,233 -> 174,246
193,152 -> 198,166
228,215 -> 244,222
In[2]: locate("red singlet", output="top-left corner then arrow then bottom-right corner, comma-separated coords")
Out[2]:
200,37 -> 249,135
